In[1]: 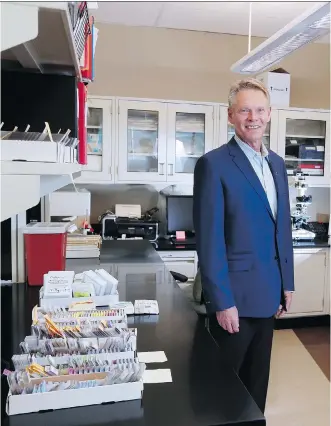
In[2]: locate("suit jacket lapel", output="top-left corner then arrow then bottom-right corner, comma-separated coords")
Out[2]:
267,155 -> 282,225
228,137 -> 275,222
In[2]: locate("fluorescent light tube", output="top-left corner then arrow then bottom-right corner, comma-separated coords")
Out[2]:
231,2 -> 330,75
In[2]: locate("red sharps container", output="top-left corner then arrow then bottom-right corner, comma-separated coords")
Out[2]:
23,222 -> 69,286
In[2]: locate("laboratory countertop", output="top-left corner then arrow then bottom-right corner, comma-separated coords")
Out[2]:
1,240 -> 265,426
153,238 -> 330,251
291,239 -> 330,249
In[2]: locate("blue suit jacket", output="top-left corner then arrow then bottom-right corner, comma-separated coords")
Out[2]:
193,137 -> 294,318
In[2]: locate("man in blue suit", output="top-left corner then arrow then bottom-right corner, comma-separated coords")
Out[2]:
193,78 -> 294,414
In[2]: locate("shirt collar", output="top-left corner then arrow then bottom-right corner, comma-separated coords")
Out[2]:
234,134 -> 269,159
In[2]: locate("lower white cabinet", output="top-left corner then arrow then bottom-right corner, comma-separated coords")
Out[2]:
283,249 -> 328,318
159,249 -> 329,319
159,251 -> 198,281
324,249 -> 330,315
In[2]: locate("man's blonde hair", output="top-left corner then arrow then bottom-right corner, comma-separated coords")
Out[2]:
228,78 -> 270,107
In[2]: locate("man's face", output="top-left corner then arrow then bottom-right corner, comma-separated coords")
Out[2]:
228,89 -> 271,145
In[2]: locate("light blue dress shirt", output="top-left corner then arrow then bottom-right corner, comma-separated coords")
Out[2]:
234,135 -> 278,219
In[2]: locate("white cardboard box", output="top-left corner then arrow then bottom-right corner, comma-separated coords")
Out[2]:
23,332 -> 137,352
20,351 -> 136,367
6,380 -> 143,415
1,140 -> 76,163
39,287 -> 119,309
256,68 -> 290,107
49,189 -> 91,216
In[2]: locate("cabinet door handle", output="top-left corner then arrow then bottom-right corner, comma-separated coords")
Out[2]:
159,162 -> 165,175
169,163 -> 174,176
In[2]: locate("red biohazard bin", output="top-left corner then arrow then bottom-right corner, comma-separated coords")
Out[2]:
23,222 -> 69,286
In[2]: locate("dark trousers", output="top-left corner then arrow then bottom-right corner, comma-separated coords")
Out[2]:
208,315 -> 274,414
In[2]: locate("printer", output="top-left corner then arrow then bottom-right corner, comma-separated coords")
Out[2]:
100,205 -> 159,242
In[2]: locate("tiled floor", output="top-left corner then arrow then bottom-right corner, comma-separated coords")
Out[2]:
294,327 -> 330,380
177,283 -> 330,424
265,328 -> 330,426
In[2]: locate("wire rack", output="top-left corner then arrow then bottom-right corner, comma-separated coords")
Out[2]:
68,1 -> 91,61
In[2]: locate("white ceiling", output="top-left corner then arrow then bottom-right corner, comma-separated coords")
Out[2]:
92,1 -> 330,43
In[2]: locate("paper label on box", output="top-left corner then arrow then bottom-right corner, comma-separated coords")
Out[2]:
316,146 -> 325,152
257,71 -> 290,107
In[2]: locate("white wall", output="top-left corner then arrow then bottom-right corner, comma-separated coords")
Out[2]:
76,183 -> 161,223
90,23 -> 330,109
75,183 -> 330,225
289,187 -> 330,222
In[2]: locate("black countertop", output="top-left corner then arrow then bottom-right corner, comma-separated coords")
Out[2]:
154,238 -> 197,251
100,239 -> 164,262
153,238 -> 330,251
292,239 -> 330,249
1,240 -> 265,426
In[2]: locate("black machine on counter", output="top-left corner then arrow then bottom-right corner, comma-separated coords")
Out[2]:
99,207 -> 159,242
290,171 -> 315,240
158,185 -> 195,245
290,171 -> 329,242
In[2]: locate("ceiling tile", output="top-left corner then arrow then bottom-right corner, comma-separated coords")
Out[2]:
93,1 -> 329,43
158,2 -> 322,37
158,2 -> 251,34
93,2 -> 164,27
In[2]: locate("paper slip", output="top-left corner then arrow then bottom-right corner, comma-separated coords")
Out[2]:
143,369 -> 172,384
137,351 -> 167,363
134,300 -> 159,315
109,302 -> 134,315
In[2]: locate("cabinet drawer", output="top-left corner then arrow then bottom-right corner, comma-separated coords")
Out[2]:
159,250 -> 195,260
283,251 -> 326,318
164,261 -> 195,280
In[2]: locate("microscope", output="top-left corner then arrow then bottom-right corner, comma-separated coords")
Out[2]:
290,171 -> 316,241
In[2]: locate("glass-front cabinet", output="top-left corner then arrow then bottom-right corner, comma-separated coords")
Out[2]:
277,110 -> 330,186
166,104 -> 214,183
87,107 -> 103,156
117,100 -> 215,183
77,97 -> 113,183
117,100 -> 167,182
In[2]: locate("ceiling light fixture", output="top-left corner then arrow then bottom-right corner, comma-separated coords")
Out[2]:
231,2 -> 330,75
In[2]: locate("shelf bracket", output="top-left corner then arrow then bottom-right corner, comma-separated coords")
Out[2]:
11,41 -> 44,72
39,172 -> 81,198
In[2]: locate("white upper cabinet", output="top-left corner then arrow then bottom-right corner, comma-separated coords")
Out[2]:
277,109 -> 330,187
80,97 -> 330,188
117,100 -> 216,184
76,97 -> 113,183
117,100 -> 167,182
166,103 -> 214,183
